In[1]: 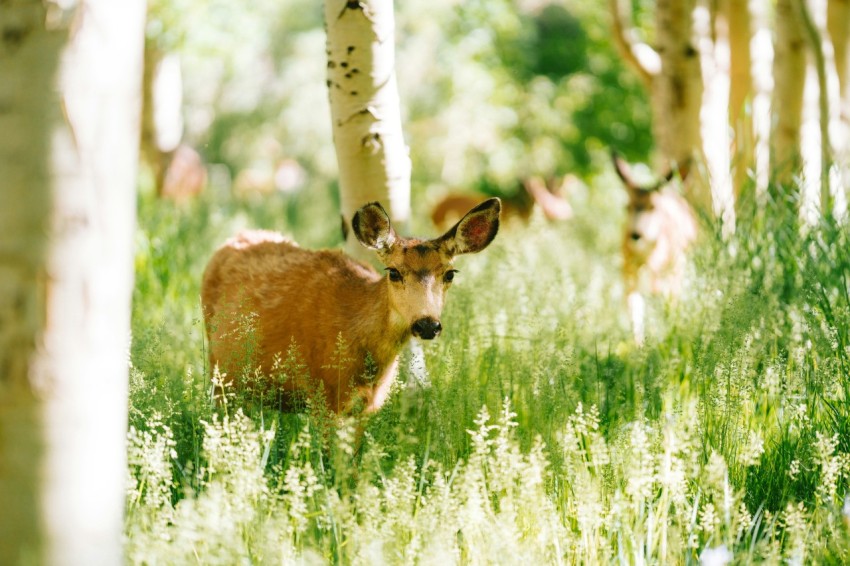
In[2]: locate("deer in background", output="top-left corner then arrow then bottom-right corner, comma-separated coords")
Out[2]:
431,176 -> 573,230
201,198 -> 501,414
612,151 -> 697,345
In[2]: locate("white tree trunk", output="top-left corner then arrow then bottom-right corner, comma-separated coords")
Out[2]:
653,0 -> 708,211
695,0 -> 735,234
771,0 -> 807,190
796,0 -> 844,221
750,2 -> 774,202
325,0 -> 411,262
827,0 -> 850,218
0,1 -> 145,564
725,0 -> 754,199
611,0 -> 710,212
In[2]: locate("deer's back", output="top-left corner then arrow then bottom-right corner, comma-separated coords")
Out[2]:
201,230 -> 392,410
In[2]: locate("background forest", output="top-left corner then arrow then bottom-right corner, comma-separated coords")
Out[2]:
2,0 -> 850,564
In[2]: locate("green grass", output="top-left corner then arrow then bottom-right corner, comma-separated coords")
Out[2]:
126,176 -> 850,564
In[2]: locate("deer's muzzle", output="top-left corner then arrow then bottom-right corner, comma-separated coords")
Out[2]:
412,317 -> 442,340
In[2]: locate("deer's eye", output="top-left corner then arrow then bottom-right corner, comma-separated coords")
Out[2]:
386,268 -> 403,283
444,269 -> 458,283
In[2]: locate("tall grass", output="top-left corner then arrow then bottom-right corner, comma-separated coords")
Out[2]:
126,177 -> 850,563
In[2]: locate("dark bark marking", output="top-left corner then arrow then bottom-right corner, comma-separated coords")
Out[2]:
2,26 -> 29,49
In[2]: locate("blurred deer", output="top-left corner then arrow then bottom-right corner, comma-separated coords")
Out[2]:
158,144 -> 207,203
612,151 -> 697,345
202,198 -> 501,414
431,176 -> 573,230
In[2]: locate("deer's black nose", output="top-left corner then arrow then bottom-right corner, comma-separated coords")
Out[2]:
412,318 -> 442,340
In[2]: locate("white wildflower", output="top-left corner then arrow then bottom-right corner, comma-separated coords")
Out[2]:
738,430 -> 765,467
700,544 -> 733,566
788,459 -> 800,480
814,432 -> 841,504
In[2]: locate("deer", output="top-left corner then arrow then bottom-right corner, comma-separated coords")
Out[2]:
611,151 -> 697,345
201,198 -> 501,414
430,176 -> 573,230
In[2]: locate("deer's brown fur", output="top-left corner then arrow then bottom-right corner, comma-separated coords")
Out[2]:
613,152 -> 697,344
431,176 -> 573,230
201,199 -> 501,413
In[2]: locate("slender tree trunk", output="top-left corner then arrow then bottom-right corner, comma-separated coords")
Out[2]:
610,0 -> 709,212
141,41 -> 184,196
725,0 -> 754,199
696,0 -> 735,234
750,2 -> 774,203
771,0 -> 807,194
828,0 -> 850,218
325,0 -> 411,262
653,0 -> 708,211
0,1 -> 145,564
796,0 -> 842,220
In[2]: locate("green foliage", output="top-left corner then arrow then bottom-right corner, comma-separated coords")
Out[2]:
128,166 -> 850,562
146,0 -> 652,203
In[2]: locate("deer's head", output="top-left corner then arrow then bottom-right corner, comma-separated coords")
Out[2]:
612,151 -> 690,258
352,198 -> 501,340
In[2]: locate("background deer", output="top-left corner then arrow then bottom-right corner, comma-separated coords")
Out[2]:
430,176 -> 573,230
612,151 -> 697,345
201,198 -> 501,414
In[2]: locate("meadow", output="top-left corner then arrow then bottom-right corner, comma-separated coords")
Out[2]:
125,173 -> 850,564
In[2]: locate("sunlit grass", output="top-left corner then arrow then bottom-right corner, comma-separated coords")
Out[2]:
126,178 -> 850,563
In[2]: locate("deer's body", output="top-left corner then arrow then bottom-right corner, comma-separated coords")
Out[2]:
202,199 -> 500,413
613,152 -> 697,344
432,193 -> 532,230
431,176 -> 573,230
622,187 -> 696,297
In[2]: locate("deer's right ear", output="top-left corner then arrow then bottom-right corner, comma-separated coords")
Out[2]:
352,202 -> 397,251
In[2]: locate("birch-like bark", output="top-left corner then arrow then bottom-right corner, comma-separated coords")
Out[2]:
141,41 -> 184,195
610,0 -> 709,212
725,0 -> 754,198
796,0 -> 839,216
771,0 -> 807,191
325,0 -> 411,262
0,1 -> 144,564
750,2 -> 774,202
828,0 -> 850,218
696,0 -> 735,234
654,0 -> 709,211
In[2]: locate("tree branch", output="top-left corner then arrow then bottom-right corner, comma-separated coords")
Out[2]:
609,0 -> 661,87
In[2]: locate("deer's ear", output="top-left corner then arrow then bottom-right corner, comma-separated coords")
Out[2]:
438,198 -> 501,255
611,150 -> 638,190
352,202 -> 397,251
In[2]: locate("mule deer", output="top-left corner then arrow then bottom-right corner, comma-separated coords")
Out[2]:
431,176 -> 573,230
612,152 -> 697,345
201,198 -> 501,414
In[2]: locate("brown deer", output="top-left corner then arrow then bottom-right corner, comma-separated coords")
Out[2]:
430,176 -> 573,230
201,198 -> 501,414
612,151 -> 697,345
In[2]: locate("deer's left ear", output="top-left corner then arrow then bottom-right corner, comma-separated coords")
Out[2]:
438,198 -> 501,255
611,150 -> 639,191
